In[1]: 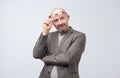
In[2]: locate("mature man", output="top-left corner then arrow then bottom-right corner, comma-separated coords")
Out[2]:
33,7 -> 86,78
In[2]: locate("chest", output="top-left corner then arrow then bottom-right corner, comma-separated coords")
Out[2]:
47,34 -> 73,55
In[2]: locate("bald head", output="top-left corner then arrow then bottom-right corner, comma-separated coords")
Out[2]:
49,8 -> 68,19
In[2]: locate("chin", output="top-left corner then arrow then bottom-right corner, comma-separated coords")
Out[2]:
59,29 -> 66,33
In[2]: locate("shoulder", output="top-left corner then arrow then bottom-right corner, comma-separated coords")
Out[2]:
47,31 -> 58,38
71,29 -> 86,45
48,31 -> 58,35
72,29 -> 86,39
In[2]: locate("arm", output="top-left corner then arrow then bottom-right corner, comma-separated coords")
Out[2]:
33,15 -> 53,59
42,33 -> 86,66
33,34 -> 48,59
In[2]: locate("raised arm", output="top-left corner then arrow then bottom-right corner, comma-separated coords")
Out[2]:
33,15 -> 53,59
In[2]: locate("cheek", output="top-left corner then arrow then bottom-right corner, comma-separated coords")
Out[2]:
66,19 -> 69,23
63,19 -> 68,24
53,24 -> 59,28
53,23 -> 57,27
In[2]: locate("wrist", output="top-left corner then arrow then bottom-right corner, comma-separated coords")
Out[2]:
42,31 -> 49,36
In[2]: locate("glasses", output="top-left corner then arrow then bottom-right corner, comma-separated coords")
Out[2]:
49,11 -> 68,19
52,14 -> 68,24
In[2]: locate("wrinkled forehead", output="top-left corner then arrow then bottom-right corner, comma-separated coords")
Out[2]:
49,8 -> 68,19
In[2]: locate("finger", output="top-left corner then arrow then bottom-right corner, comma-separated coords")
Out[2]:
48,15 -> 52,19
48,15 -> 53,21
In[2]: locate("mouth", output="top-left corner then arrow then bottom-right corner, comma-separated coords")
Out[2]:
59,24 -> 65,28
59,25 -> 65,30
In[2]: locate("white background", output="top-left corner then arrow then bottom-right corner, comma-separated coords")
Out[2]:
0,0 -> 120,78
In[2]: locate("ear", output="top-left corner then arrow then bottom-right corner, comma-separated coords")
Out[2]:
67,15 -> 70,20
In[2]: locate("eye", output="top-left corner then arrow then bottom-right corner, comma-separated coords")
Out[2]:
60,16 -> 65,20
53,19 -> 58,23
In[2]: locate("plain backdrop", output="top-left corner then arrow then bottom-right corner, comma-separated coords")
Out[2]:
0,0 -> 120,78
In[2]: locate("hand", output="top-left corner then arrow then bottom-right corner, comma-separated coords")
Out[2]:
42,15 -> 53,35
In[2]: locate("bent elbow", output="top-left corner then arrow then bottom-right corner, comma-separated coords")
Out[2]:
33,53 -> 40,59
33,49 -> 41,59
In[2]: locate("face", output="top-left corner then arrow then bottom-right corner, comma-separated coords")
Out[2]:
51,9 -> 70,33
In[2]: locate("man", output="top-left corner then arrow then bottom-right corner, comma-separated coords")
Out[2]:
33,7 -> 86,78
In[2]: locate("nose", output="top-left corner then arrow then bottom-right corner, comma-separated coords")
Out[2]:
58,20 -> 62,25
